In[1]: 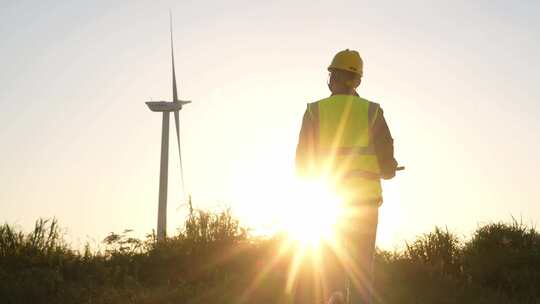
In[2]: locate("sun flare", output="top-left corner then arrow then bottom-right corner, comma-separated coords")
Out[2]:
281,179 -> 345,248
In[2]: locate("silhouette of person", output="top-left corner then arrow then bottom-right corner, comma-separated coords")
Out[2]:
295,49 -> 398,304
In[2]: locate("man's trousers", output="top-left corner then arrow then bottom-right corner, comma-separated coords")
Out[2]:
324,203 -> 379,304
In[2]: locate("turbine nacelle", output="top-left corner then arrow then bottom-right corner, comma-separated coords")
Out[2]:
145,100 -> 192,112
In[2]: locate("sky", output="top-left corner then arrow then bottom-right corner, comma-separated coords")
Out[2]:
1,0 -> 539,249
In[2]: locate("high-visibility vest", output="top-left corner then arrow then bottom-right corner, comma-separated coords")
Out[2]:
307,95 -> 382,201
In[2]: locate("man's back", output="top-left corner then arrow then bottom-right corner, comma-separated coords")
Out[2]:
316,95 -> 373,150
296,94 -> 396,203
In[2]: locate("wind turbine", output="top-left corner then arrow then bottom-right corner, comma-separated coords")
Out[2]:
145,12 -> 190,242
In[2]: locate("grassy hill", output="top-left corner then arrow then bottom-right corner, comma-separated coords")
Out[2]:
1,206 -> 539,304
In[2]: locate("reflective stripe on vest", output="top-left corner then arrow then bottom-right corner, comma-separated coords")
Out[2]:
319,145 -> 376,156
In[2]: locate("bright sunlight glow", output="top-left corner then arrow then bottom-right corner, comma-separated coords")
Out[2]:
281,179 -> 345,248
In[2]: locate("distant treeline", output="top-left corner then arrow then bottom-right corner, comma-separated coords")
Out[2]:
1,207 -> 539,304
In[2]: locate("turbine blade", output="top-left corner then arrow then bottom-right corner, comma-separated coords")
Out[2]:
174,110 -> 186,195
170,10 -> 179,102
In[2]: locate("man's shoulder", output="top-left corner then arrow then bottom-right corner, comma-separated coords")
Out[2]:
305,98 -> 327,114
311,96 -> 330,105
357,95 -> 380,107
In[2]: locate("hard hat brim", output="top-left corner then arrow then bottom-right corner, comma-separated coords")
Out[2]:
328,65 -> 363,76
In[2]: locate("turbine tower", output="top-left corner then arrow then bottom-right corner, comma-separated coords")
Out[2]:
146,12 -> 190,242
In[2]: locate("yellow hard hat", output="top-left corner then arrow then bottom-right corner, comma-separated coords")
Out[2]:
328,49 -> 363,76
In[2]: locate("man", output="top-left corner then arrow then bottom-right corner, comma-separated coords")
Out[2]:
295,49 -> 398,304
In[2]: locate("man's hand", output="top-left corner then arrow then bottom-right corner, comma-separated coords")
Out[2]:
381,166 -> 404,180
381,171 -> 396,180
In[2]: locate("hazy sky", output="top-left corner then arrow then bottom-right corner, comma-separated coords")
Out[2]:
1,0 -> 539,249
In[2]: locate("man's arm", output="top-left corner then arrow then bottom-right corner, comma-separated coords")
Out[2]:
372,107 -> 398,179
295,104 -> 317,177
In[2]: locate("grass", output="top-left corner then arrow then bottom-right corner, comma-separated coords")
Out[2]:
1,207 -> 539,303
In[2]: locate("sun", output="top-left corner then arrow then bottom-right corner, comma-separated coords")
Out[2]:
280,178 -> 345,248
